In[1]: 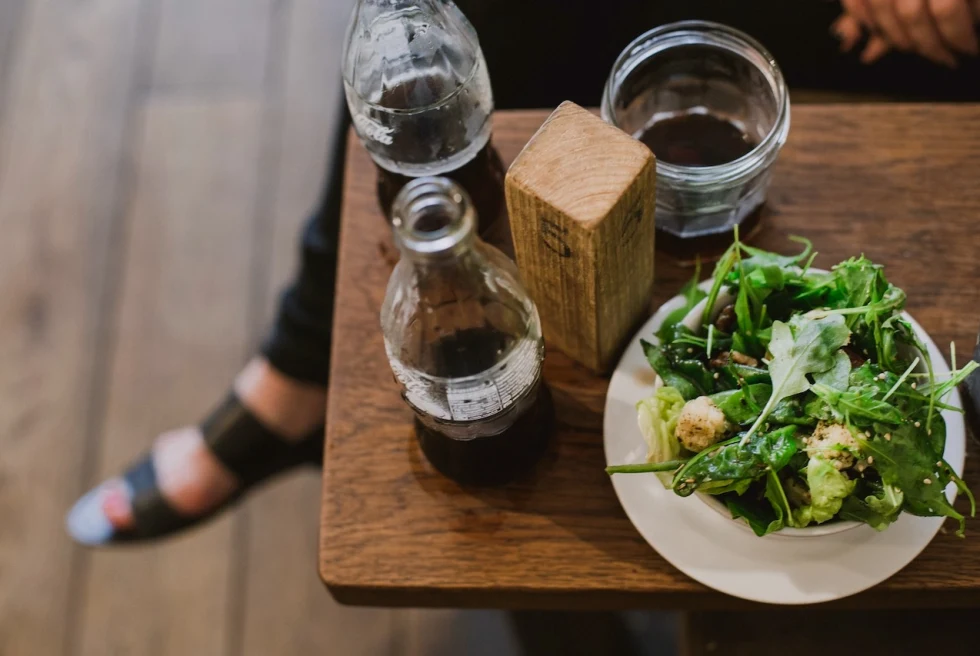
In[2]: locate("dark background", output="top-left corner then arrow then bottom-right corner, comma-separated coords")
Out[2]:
458,0 -> 980,109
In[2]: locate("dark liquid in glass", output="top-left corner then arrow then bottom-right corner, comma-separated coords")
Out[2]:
637,112 -> 765,263
414,327 -> 551,486
639,113 -> 756,167
373,79 -> 506,234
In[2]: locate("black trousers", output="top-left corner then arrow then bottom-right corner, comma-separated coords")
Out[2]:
261,0 -> 980,386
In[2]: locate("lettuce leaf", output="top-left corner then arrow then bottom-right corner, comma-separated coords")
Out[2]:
793,456 -> 855,526
637,386 -> 686,464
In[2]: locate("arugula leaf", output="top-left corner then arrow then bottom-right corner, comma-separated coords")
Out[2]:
641,340 -> 700,401
831,256 -> 881,328
857,426 -> 970,536
671,426 -> 798,497
738,236 -> 813,275
740,315 -> 851,445
812,351 -> 851,391
839,480 -> 904,531
810,382 -> 905,426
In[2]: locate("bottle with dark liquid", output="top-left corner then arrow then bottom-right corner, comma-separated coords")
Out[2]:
342,0 -> 505,233
381,177 -> 551,486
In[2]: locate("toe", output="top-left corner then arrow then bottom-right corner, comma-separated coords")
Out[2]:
102,483 -> 135,529
66,482 -> 124,546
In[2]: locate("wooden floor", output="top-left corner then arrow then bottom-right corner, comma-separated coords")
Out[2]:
0,1 -> 532,654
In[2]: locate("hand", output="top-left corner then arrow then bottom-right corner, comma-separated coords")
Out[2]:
834,0 -> 980,66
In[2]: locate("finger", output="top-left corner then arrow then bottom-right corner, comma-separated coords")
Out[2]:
832,13 -> 865,51
897,0 -> 960,65
868,0 -> 915,49
860,34 -> 894,62
928,0 -> 979,54
842,0 -> 876,25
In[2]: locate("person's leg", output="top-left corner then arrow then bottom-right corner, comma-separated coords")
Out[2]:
68,105 -> 351,544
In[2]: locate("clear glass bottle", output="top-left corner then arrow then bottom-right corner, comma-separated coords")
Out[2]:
381,177 -> 551,485
343,0 -> 505,231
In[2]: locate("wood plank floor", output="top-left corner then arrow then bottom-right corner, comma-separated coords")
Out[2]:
0,1 -> 531,654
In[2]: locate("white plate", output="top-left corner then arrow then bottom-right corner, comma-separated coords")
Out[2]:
603,281 -> 965,605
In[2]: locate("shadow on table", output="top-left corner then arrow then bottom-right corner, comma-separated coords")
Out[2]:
406,372 -> 674,577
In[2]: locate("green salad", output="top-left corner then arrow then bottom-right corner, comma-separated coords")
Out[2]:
607,234 -> 977,536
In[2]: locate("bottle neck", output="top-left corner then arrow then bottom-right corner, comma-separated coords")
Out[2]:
392,177 -> 478,262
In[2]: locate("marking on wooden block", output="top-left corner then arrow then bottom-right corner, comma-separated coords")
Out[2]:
621,197 -> 643,244
540,219 -> 572,258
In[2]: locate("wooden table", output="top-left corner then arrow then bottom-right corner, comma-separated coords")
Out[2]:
320,105 -> 980,610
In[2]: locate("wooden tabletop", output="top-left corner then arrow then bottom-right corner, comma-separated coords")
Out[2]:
320,105 -> 980,610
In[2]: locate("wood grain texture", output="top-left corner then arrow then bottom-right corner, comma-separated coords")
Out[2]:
238,1 -> 402,654
0,1 -> 147,653
506,102 -> 657,373
321,105 -> 980,610
151,0 -> 276,96
75,99 -> 261,656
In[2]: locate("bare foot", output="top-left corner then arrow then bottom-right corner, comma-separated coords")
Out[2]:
69,357 -> 325,538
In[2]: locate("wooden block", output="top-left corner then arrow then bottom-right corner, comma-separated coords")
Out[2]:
505,101 -> 656,373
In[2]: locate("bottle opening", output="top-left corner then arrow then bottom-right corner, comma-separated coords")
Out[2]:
392,177 -> 475,255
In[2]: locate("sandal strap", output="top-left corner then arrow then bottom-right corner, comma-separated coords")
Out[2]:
201,392 -> 321,487
122,458 -> 198,540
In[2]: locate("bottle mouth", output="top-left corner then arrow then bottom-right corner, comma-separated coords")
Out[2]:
392,177 -> 476,256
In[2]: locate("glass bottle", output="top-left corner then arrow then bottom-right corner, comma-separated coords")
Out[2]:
381,177 -> 551,485
343,0 -> 505,232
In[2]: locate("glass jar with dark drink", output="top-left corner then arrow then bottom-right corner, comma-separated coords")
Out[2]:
381,177 -> 551,486
602,21 -> 790,262
342,0 -> 505,233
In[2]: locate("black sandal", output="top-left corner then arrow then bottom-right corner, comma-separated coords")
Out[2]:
66,392 -> 323,545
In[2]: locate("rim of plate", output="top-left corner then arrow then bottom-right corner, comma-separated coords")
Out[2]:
603,277 -> 965,604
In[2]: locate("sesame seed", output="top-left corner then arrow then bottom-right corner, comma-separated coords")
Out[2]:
687,347 -> 693,354
878,373 -> 887,380
911,382 -> 917,389
884,433 -> 892,441
713,372 -> 720,379
686,478 -> 696,484
867,456 -> 874,464
864,431 -> 871,438
937,461 -> 943,467
923,478 -> 932,485
914,421 -> 921,428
